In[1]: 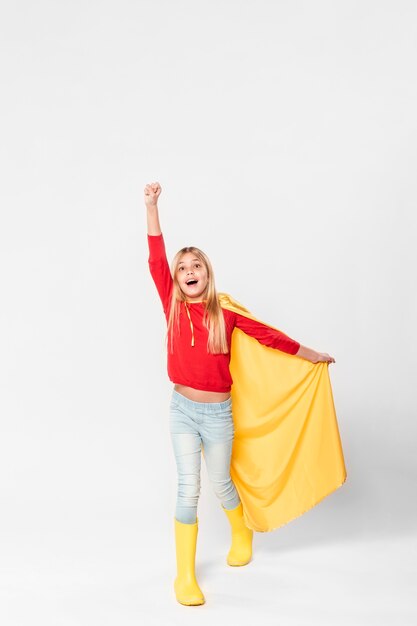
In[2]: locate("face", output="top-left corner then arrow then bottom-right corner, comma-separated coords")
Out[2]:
176,252 -> 209,301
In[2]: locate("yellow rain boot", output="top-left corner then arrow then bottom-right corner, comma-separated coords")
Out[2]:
222,502 -> 253,566
173,517 -> 205,606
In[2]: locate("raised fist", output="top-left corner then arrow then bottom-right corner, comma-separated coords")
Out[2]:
144,182 -> 162,207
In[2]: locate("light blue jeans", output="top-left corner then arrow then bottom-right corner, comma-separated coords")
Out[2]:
169,389 -> 241,524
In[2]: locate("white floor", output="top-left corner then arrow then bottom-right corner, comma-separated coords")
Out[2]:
1,467 -> 416,626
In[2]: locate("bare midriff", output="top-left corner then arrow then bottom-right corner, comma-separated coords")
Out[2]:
174,384 -> 231,403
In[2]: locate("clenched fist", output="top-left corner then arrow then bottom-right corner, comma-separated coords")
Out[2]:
144,182 -> 162,208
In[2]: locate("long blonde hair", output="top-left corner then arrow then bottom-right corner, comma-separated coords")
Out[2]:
167,246 -> 228,354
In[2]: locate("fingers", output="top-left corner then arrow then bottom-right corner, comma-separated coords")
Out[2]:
144,182 -> 162,196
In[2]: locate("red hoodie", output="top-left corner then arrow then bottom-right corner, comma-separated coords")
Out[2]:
147,233 -> 300,393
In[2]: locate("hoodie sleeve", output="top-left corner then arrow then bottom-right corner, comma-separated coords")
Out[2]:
147,233 -> 173,315
233,311 -> 300,355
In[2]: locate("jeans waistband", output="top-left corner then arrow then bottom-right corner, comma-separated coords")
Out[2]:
172,389 -> 232,412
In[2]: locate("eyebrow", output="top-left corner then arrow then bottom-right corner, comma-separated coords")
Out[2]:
177,258 -> 200,266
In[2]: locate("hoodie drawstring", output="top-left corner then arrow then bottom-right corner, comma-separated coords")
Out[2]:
184,302 -> 195,347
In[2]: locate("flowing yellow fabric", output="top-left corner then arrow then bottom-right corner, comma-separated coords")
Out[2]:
218,293 -> 347,533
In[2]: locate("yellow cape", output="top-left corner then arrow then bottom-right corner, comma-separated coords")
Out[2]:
218,292 -> 347,533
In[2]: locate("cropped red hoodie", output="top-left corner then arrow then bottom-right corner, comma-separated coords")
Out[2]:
147,233 -> 300,392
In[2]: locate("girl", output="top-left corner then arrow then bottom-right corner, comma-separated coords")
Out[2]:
144,181 -> 336,606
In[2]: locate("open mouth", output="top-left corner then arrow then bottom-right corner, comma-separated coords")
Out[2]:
186,279 -> 198,286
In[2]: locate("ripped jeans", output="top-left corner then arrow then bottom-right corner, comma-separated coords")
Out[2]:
169,389 -> 241,524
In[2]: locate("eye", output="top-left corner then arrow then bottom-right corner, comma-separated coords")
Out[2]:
194,263 -> 201,268
178,267 -> 184,271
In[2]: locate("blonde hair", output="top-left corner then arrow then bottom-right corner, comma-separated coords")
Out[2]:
167,246 -> 228,354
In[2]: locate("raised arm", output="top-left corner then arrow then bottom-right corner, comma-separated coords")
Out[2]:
144,182 -> 173,314
145,182 -> 162,235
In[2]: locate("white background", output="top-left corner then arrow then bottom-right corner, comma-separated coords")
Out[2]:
1,1 -> 416,624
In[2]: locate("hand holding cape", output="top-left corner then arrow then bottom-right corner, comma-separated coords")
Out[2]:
218,293 -> 347,533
